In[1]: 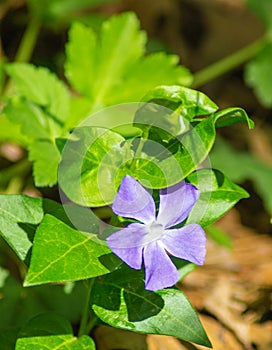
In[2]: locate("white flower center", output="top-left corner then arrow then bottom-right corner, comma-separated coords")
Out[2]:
145,221 -> 165,243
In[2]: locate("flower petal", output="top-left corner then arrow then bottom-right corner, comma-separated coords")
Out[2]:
109,246 -> 143,270
161,224 -> 206,265
157,181 -> 199,228
106,223 -> 148,249
112,175 -> 156,224
106,223 -> 146,269
143,241 -> 179,291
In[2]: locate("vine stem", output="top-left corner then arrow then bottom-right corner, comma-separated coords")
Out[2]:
78,278 -> 95,337
192,36 -> 266,88
14,16 -> 41,63
130,129 -> 149,172
2,15 -> 41,95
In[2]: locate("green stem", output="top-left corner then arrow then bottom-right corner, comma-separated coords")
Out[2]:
15,16 -> 41,63
78,279 -> 95,337
192,36 -> 266,88
85,314 -> 98,334
130,129 -> 149,172
3,16 -> 41,95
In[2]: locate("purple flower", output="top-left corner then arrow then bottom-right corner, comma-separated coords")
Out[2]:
107,175 -> 206,291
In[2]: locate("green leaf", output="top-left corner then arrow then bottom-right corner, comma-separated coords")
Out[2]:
137,106 -> 252,188
0,194 -> 100,262
65,21 -> 97,98
24,214 -> 115,286
171,259 -> 196,280
43,199 -> 100,234
0,116 -> 28,145
213,107 -> 254,129
210,137 -> 272,216
205,224 -> 233,249
107,54 -> 192,104
0,328 -> 20,350
91,266 -> 211,347
3,63 -> 71,187
60,104 -> 254,205
0,273 -> 85,329
186,169 -> 249,227
246,0 -> 272,32
66,13 -> 145,102
5,63 -> 70,122
245,42 -> 272,108
3,97 -> 53,142
28,140 -> 61,187
143,85 -> 218,120
16,334 -> 95,350
0,195 -> 43,261
65,13 -> 192,107
59,127 -> 129,206
18,313 -> 73,337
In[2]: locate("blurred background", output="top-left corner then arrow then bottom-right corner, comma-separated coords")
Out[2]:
0,1 -> 271,349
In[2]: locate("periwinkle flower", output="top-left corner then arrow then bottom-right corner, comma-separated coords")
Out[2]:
107,175 -> 206,291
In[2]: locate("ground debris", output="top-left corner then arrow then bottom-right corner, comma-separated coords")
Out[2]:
181,209 -> 272,350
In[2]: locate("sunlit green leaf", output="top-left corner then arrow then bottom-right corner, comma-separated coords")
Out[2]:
91,266 -> 211,347
28,140 -> 61,187
5,63 -> 70,123
143,85 -> 218,120
186,168 -> 249,227
65,13 -> 192,108
213,107 -> 254,129
16,334 -> 95,350
0,195 -> 43,261
24,215 -> 116,286
59,127 -> 129,206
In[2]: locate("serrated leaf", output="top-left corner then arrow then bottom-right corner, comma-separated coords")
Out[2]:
3,97 -> 52,141
5,63 -> 70,122
66,13 -> 146,103
91,266 -> 211,347
210,137 -> 272,215
0,116 -> 28,145
186,169 -> 249,227
0,195 -> 43,261
107,54 -> 192,104
65,21 -> 97,98
28,140 -> 61,187
24,214 -> 116,286
15,334 -> 95,350
65,13 -> 192,107
245,42 -> 272,108
2,97 -> 64,187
